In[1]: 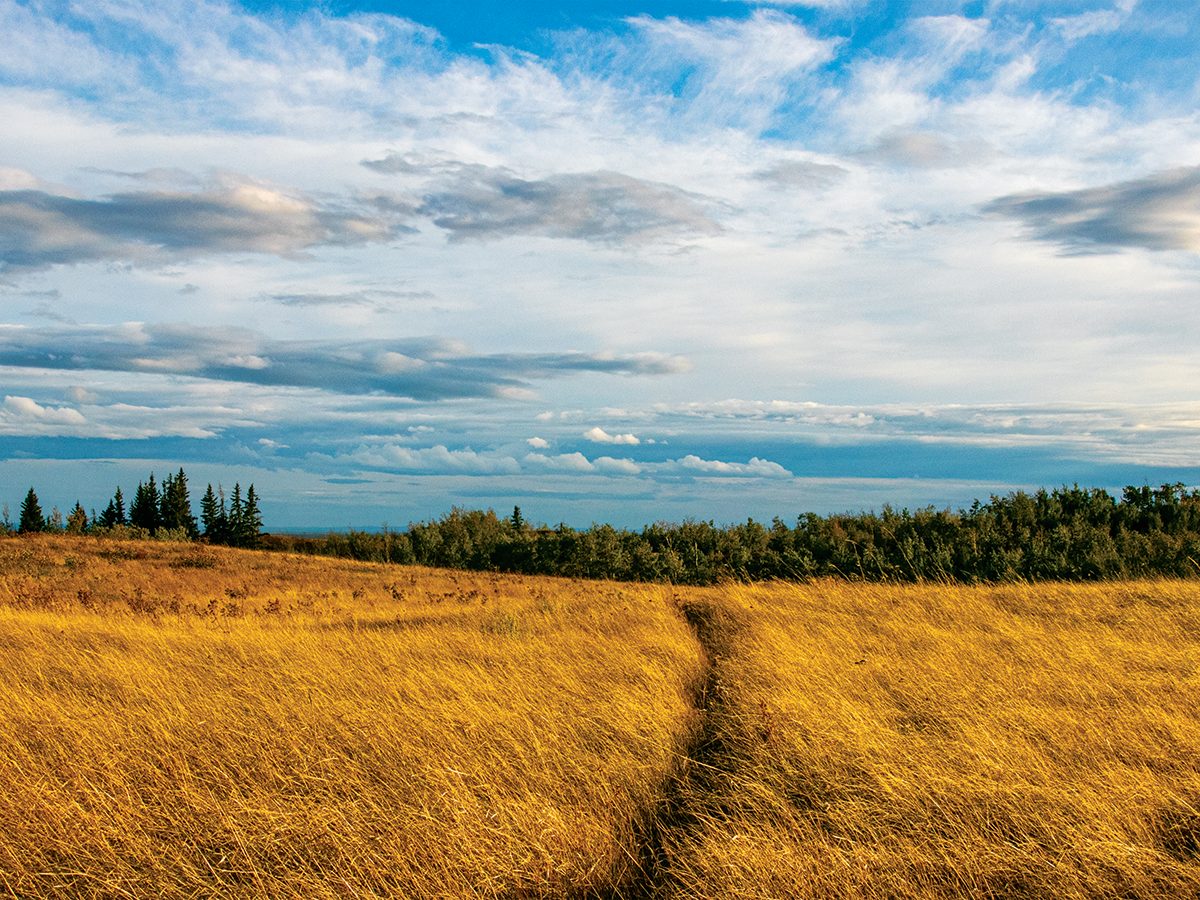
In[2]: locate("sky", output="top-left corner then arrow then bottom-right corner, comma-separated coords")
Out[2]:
2,0 -> 1200,529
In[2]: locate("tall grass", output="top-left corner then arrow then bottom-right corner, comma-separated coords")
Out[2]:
660,580 -> 1200,898
7,536 -> 1200,897
0,536 -> 705,898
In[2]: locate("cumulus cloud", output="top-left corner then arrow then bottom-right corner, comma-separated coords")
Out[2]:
0,323 -> 689,400
526,436 -> 550,448
675,454 -> 793,478
985,166 -> 1200,254
525,451 -> 596,473
583,426 -> 640,445
2,394 -> 86,426
516,451 -> 640,475
593,456 -> 642,475
0,178 -> 413,271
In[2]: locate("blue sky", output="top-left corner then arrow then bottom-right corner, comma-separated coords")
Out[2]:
2,0 -> 1200,528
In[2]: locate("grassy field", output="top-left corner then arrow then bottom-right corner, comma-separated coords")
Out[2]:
0,536 -> 705,898
2,536 -> 1200,898
658,581 -> 1200,898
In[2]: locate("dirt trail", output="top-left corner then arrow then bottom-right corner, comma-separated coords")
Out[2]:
609,595 -> 741,899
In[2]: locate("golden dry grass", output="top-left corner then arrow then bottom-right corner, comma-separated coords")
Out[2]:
5,537 -> 1200,899
0,536 -> 705,898
659,580 -> 1200,899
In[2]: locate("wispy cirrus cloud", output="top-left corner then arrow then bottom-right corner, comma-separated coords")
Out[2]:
1051,0 -> 1138,43
262,288 -> 434,311
985,166 -> 1200,254
0,323 -> 690,400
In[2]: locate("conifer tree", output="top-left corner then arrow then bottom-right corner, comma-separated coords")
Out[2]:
159,467 -> 197,537
228,483 -> 245,546
99,485 -> 127,528
18,487 -> 44,534
200,483 -> 223,541
158,470 -> 174,527
130,475 -> 161,534
242,484 -> 263,548
66,502 -> 88,534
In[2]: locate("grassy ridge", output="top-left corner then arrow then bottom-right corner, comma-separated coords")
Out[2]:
658,581 -> 1200,898
0,537 -> 705,898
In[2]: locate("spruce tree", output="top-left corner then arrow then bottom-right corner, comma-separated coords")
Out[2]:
228,483 -> 245,546
200,483 -> 221,540
99,486 -> 128,529
242,484 -> 263,548
18,487 -> 44,534
130,475 -> 161,534
158,470 -> 174,527
159,467 -> 197,537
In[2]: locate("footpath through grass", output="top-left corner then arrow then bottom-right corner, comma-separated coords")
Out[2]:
656,580 -> 1200,898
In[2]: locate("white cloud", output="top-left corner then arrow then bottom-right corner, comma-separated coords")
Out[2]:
65,385 -> 99,403
676,454 -> 793,478
625,10 -> 839,132
594,456 -> 642,475
583,426 -> 640,445
1051,1 -> 1138,42
524,451 -> 595,472
376,351 -> 426,373
350,444 -> 521,474
0,166 -> 41,190
526,436 -> 550,448
2,394 -> 86,425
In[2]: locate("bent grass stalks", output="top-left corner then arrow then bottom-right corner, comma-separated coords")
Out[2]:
0,536 -> 705,898
4,537 -> 1200,898
658,580 -> 1200,899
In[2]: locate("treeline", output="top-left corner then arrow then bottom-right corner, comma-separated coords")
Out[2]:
7,469 -> 263,547
267,483 -> 1200,584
